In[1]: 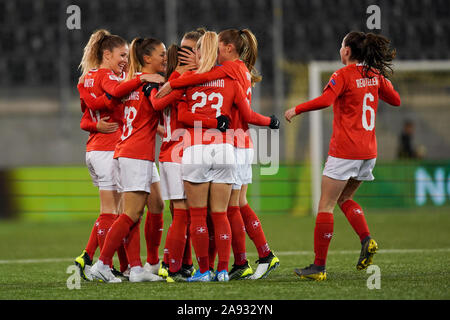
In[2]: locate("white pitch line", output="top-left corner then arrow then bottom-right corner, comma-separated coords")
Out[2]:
1,248 -> 449,265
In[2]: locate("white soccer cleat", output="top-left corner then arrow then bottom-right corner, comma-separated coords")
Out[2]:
144,261 -> 168,278
248,251 -> 280,280
84,264 -> 93,281
129,266 -> 164,282
90,261 -> 122,283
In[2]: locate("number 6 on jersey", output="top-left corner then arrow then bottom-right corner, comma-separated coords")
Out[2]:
362,93 -> 375,131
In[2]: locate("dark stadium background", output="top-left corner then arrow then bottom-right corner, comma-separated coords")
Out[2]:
0,0 -> 448,218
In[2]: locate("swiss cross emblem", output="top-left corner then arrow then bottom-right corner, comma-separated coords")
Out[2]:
220,234 -> 230,240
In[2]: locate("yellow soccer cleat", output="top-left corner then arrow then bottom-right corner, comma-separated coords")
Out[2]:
229,261 -> 254,280
357,236 -> 378,270
74,250 -> 93,281
294,264 -> 327,281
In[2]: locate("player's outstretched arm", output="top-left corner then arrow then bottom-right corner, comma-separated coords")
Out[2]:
176,98 -> 218,129
285,87 -> 337,122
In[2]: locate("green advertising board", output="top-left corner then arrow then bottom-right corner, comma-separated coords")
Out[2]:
5,161 -> 450,221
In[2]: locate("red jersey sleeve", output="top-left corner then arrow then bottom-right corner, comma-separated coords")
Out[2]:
232,81 -> 270,126
80,110 -> 97,133
379,76 -> 401,106
324,70 -> 346,97
294,87 -> 337,114
168,71 -> 181,81
80,96 -> 87,113
170,68 -> 228,88
150,87 -> 184,111
177,97 -> 217,128
101,73 -> 142,98
77,83 -> 115,111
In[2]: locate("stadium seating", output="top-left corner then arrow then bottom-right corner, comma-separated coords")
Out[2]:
0,0 -> 447,87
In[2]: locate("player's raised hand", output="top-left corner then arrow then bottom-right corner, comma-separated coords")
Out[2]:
96,116 -> 119,133
284,107 -> 297,123
178,47 -> 197,70
155,82 -> 173,98
140,73 -> 165,84
156,125 -> 165,138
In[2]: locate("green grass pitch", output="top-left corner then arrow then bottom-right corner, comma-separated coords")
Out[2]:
0,208 -> 449,300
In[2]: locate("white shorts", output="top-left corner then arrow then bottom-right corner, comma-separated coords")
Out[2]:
85,151 -> 117,191
159,161 -> 186,200
323,155 -> 376,181
114,157 -> 160,193
232,148 -> 254,190
182,143 -> 236,184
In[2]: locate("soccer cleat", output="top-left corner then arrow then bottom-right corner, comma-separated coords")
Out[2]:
74,250 -> 93,281
112,266 -> 129,281
187,270 -> 213,282
213,270 -> 230,282
144,261 -> 168,278
357,236 -> 378,270
229,261 -> 254,280
129,267 -> 164,282
294,264 -> 327,281
90,261 -> 122,283
248,251 -> 280,280
180,264 -> 196,278
166,271 -> 189,283
121,267 -> 130,281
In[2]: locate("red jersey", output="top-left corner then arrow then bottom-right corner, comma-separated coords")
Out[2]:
150,71 -> 185,163
81,69 -> 141,152
324,63 -> 400,159
114,72 -> 160,161
168,60 -> 270,148
177,67 -> 254,148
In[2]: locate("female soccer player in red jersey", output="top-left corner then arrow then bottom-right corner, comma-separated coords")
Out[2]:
73,29 -> 145,280
156,28 -> 280,280
285,31 -> 401,281
165,31 -> 273,282
149,28 -> 206,282
89,37 -> 168,283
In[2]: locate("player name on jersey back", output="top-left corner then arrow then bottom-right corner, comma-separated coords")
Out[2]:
196,79 -> 225,88
356,77 -> 379,88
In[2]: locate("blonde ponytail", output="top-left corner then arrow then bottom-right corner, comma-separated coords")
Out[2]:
79,29 -> 110,77
196,31 -> 218,74
127,37 -> 144,80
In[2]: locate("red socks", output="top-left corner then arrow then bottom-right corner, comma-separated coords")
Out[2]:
189,207 -> 210,273
240,204 -> 270,258
96,213 -> 117,251
123,218 -> 142,268
314,212 -> 334,266
340,200 -> 370,242
85,217 -> 100,260
166,209 -> 188,273
206,213 -> 217,270
210,211 -> 232,272
182,212 -> 193,267
227,206 -> 247,266
145,211 -> 164,265
99,214 -> 135,267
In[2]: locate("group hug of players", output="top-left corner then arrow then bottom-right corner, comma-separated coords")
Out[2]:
74,26 -> 400,283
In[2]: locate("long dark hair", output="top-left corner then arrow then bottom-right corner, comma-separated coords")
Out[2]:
165,44 -> 179,81
344,31 -> 396,78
